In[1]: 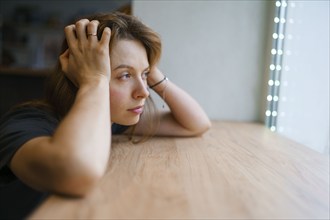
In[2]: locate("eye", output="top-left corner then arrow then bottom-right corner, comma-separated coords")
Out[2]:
142,71 -> 150,80
118,72 -> 131,80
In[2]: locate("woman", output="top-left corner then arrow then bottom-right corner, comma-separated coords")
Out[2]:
0,12 -> 211,219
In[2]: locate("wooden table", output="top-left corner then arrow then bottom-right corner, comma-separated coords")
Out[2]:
29,121 -> 329,219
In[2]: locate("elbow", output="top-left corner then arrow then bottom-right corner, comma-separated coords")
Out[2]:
51,153 -> 106,197
199,119 -> 212,135
58,169 -> 103,197
190,119 -> 212,136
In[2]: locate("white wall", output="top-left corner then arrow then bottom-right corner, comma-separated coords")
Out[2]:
277,1 -> 329,154
133,1 -> 273,121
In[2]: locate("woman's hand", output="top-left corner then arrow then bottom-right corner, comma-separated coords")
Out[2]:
59,19 -> 111,87
137,67 -> 211,137
147,67 -> 165,89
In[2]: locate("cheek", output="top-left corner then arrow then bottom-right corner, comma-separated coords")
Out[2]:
110,87 -> 126,112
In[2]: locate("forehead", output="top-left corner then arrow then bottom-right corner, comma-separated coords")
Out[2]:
110,39 -> 149,69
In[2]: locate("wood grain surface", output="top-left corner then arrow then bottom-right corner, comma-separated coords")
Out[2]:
29,121 -> 329,219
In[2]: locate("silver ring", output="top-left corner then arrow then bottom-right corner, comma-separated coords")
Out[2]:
87,33 -> 97,36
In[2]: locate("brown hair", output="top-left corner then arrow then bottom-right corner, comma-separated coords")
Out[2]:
43,12 -> 162,141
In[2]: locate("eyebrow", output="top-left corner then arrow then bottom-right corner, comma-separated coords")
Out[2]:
113,64 -> 150,72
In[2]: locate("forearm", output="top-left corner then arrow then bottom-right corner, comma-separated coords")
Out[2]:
51,77 -> 111,177
9,20 -> 112,196
150,69 -> 211,135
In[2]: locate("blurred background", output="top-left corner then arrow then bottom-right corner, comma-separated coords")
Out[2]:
0,0 -> 328,154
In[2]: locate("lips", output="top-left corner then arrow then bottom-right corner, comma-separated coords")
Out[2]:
127,105 -> 144,114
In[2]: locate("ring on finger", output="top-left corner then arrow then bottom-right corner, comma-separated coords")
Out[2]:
87,33 -> 97,36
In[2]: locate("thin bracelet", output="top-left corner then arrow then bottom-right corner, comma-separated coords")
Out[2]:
149,76 -> 168,89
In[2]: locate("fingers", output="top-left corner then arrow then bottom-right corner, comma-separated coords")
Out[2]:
64,19 -> 90,49
75,19 -> 90,41
63,19 -> 111,55
87,20 -> 100,42
64,19 -> 110,45
100,27 -> 111,47
61,20 -> 112,87
64,24 -> 76,49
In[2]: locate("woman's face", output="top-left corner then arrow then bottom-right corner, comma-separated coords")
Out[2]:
109,39 -> 150,125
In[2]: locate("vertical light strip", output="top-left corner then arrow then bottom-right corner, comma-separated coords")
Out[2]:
265,0 -> 288,131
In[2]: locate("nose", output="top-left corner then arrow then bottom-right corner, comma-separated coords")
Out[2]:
133,78 -> 149,99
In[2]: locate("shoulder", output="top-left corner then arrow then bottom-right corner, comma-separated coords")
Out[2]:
3,103 -> 57,118
0,106 -> 59,130
0,106 -> 59,170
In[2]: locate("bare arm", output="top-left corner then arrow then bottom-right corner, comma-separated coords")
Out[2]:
134,67 -> 211,137
9,20 -> 112,196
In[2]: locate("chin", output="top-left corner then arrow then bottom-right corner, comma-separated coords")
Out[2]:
112,116 -> 140,126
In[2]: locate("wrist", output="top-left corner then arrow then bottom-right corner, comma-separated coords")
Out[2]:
79,75 -> 109,92
147,68 -> 164,86
149,76 -> 168,89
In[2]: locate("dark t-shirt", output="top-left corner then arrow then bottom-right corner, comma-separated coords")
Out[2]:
0,106 -> 128,219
